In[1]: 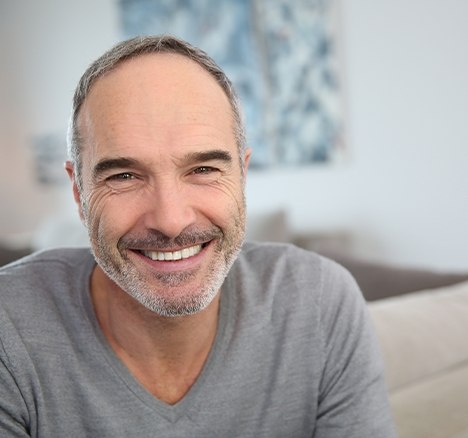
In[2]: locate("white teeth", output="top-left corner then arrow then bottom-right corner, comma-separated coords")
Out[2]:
142,244 -> 202,261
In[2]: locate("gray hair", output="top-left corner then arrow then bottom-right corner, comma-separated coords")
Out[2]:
67,35 -> 246,190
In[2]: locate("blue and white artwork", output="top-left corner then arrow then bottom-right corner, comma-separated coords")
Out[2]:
119,0 -> 344,168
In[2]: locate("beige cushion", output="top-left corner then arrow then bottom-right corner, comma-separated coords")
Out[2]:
368,280 -> 468,391
390,364 -> 468,438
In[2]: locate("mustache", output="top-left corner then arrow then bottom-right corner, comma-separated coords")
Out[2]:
118,226 -> 223,251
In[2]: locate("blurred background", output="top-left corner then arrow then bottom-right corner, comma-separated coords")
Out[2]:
1,0 -> 467,271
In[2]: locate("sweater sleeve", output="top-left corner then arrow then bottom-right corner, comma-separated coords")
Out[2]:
0,344 -> 31,437
313,259 -> 396,438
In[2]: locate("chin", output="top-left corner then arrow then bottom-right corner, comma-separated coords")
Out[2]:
126,281 -> 220,317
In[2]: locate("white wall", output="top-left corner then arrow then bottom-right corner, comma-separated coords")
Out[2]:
1,0 -> 467,271
0,0 -> 119,244
247,0 -> 468,271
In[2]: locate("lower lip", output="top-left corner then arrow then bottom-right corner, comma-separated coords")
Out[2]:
130,242 -> 212,273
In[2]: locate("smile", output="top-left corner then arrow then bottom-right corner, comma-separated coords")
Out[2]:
140,244 -> 203,261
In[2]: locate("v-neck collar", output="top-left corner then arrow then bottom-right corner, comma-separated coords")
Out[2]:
79,256 -> 234,423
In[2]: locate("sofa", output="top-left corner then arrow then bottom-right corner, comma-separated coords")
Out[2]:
368,279 -> 468,438
1,240 -> 468,437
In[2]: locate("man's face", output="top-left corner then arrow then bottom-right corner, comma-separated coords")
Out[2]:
68,54 -> 250,317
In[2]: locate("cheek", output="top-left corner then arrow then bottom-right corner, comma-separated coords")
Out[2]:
200,181 -> 246,225
83,179 -> 246,239
84,191 -> 136,242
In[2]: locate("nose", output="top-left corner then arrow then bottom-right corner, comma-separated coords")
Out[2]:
140,179 -> 198,239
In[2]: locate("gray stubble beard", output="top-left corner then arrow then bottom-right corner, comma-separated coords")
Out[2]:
87,213 -> 245,318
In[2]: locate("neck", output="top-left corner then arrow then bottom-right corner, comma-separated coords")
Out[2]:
90,266 -> 220,404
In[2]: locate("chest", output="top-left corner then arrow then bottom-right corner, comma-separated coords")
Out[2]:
22,330 -> 320,437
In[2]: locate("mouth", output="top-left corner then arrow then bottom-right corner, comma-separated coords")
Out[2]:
138,242 -> 208,262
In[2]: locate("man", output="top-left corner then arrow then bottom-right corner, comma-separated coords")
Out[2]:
0,36 -> 395,437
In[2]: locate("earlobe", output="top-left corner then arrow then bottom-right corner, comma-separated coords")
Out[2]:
65,161 -> 85,222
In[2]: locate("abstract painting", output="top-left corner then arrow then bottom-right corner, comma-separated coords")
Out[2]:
119,0 -> 344,168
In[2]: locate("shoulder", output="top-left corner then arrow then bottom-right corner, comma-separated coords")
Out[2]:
0,247 -> 94,315
0,247 -> 95,362
238,240 -> 324,276
0,247 -> 93,280
232,241 -> 362,308
237,241 -> 358,290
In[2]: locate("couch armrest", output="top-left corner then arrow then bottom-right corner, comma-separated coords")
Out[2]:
329,254 -> 468,301
0,246 -> 32,267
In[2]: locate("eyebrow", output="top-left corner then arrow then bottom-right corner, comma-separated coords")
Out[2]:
93,157 -> 140,180
183,149 -> 233,165
92,149 -> 233,179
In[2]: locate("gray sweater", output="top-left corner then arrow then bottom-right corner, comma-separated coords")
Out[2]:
0,242 -> 395,437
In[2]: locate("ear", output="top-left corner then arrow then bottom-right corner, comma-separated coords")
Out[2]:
65,161 -> 85,222
243,147 -> 252,175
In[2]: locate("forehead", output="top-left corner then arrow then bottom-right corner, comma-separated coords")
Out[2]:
77,53 -> 236,159
84,52 -> 230,106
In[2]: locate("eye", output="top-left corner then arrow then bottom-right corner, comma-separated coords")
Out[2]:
104,172 -> 141,191
188,166 -> 222,185
107,172 -> 135,181
192,166 -> 218,175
